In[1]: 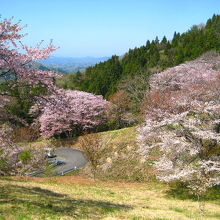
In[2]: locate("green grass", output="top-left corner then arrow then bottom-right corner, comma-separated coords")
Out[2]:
12,127 -> 220,219
73,126 -> 157,182
0,176 -> 220,220
30,126 -> 147,182
169,207 -> 186,213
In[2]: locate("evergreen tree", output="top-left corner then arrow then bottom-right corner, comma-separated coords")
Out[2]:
161,36 -> 168,44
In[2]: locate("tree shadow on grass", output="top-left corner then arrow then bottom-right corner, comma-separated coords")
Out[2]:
0,184 -> 132,218
166,182 -> 220,202
0,176 -> 27,182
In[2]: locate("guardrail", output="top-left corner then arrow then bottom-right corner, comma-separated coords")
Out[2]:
25,157 -> 65,177
52,166 -> 78,176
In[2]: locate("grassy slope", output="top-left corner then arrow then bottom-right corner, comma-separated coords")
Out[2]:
1,127 -> 220,219
0,176 -> 220,220
68,126 -> 156,182
28,126 -> 150,181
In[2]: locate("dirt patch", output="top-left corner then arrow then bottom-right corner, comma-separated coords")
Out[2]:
14,176 -> 94,185
13,175 -> 153,190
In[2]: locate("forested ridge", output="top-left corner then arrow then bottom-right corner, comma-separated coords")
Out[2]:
59,14 -> 220,98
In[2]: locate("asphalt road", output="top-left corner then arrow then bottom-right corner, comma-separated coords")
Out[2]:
52,148 -> 88,176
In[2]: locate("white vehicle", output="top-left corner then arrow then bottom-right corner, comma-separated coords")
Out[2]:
45,148 -> 56,158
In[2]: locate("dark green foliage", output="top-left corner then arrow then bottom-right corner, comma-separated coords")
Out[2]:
81,56 -> 122,97
59,14 -> 220,99
0,80 -> 48,124
19,150 -> 32,164
167,182 -> 220,201
161,36 -> 168,44
56,71 -> 83,90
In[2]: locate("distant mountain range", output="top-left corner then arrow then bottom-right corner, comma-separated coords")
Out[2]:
39,56 -> 110,74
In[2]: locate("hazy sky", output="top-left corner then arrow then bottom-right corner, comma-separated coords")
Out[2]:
1,0 -> 220,57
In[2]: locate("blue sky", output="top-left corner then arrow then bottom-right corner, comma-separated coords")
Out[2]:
1,0 -> 220,57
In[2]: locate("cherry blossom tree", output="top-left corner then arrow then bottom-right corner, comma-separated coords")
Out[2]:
0,17 -> 109,141
0,17 -> 56,175
0,17 -> 57,92
31,89 -> 109,138
0,17 -> 57,123
138,52 -> 220,197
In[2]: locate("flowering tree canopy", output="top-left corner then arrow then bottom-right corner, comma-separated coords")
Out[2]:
31,89 -> 109,138
0,17 -> 56,92
0,17 -> 57,175
138,52 -> 220,194
0,17 -> 57,123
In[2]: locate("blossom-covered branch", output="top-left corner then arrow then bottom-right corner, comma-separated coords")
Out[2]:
0,17 -> 57,98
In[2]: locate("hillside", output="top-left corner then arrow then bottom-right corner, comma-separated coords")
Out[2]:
29,126 -> 151,182
36,51 -> 220,184
2,64 -> 220,217
58,14 -> 220,98
2,120 -> 220,219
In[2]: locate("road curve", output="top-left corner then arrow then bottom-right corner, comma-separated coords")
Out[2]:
53,148 -> 88,175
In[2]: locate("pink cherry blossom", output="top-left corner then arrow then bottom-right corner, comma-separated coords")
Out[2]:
0,17 -> 57,175
31,89 -> 109,138
138,51 -> 220,194
0,17 -> 58,98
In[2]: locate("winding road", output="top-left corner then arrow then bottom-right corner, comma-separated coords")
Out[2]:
26,148 -> 88,177
52,148 -> 88,176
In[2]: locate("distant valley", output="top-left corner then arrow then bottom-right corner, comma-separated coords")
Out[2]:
39,56 -> 110,74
